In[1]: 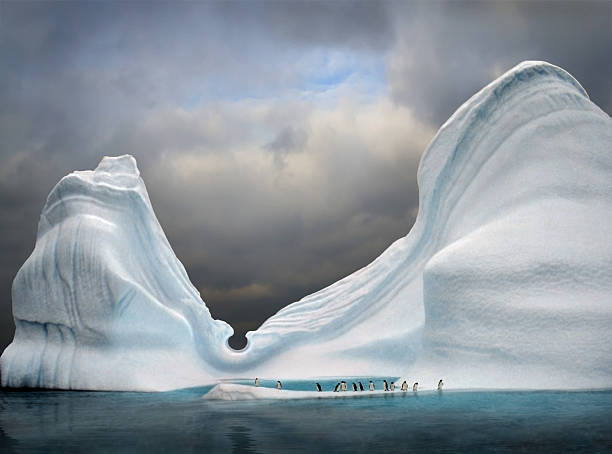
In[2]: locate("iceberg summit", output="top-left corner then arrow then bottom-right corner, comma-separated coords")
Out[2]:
1,61 -> 611,391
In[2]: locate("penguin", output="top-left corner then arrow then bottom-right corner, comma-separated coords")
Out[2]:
254,377 -> 259,387
315,382 -> 322,392
341,381 -> 347,392
352,382 -> 357,391
437,379 -> 444,391
358,382 -> 364,391
412,382 -> 418,392
390,382 -> 395,391
369,380 -> 375,391
334,382 -> 340,392
401,380 -> 408,391
383,380 -> 389,391
277,380 -> 282,390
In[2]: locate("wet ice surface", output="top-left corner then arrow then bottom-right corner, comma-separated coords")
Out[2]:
1,388 -> 611,453
229,377 -> 401,391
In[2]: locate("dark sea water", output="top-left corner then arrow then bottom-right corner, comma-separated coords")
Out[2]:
1,382 -> 611,453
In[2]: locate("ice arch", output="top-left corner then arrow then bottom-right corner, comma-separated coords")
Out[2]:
1,61 -> 611,390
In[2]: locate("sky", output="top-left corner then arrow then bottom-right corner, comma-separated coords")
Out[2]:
0,0 -> 610,351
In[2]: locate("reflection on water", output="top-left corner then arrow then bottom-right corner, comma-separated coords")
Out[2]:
1,386 -> 611,453
229,425 -> 256,454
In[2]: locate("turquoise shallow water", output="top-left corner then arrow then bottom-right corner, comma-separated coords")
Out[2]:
231,376 -> 400,391
1,384 -> 611,453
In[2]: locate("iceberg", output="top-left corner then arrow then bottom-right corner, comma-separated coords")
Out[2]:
1,61 -> 611,391
0,155 -> 237,390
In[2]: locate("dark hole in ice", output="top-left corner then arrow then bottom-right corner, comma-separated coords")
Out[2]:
227,333 -> 248,351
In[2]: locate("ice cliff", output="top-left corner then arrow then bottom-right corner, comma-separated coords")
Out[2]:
1,61 -> 611,391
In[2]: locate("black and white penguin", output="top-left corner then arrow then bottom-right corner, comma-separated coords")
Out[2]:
316,382 -> 322,392
334,382 -> 340,392
437,379 -> 444,391
383,380 -> 389,391
401,380 -> 408,391
254,377 -> 259,387
341,381 -> 347,392
390,382 -> 395,391
359,382 -> 364,391
369,380 -> 375,391
277,380 -> 282,390
412,382 -> 418,392
352,382 -> 357,391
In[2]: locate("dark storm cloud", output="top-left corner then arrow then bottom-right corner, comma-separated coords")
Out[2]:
265,126 -> 308,167
388,1 -> 612,125
0,1 -> 609,351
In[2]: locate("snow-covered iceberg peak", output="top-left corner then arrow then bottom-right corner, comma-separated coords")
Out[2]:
410,61 -> 612,389
1,61 -> 611,391
1,155 -> 234,390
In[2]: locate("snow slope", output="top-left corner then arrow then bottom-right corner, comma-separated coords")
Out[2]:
0,156 -> 235,390
1,61 -> 611,391
411,62 -> 612,389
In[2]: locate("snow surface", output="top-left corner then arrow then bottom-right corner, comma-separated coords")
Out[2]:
1,61 -> 611,391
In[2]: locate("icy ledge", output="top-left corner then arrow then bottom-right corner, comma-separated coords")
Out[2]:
1,61 -> 611,391
203,383 -> 421,401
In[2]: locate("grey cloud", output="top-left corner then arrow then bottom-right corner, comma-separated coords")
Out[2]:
388,1 -> 612,125
0,1 -> 392,109
211,1 -> 393,51
264,126 -> 308,167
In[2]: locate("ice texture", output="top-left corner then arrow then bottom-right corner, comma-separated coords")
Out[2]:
1,61 -> 611,391
0,155 -> 235,390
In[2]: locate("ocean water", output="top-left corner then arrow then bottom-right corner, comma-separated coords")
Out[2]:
1,383 -> 611,453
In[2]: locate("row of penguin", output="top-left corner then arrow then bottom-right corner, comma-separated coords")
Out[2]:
254,378 -> 444,392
